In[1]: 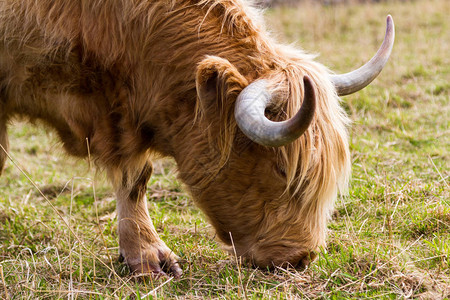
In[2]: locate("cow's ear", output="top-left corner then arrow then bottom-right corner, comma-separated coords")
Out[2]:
196,56 -> 248,116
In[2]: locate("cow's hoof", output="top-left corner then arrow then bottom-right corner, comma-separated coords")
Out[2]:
121,242 -> 183,278
129,259 -> 182,278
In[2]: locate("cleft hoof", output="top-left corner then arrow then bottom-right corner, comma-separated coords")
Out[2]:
128,260 -> 182,278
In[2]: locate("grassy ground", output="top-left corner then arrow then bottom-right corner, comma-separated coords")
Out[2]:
0,0 -> 449,298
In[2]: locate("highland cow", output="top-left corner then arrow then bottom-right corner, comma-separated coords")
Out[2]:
0,0 -> 394,277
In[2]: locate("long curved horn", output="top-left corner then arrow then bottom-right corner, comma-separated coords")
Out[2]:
330,15 -> 395,96
234,76 -> 316,147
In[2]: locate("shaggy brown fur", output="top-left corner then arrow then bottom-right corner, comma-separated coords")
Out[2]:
0,0 -> 350,274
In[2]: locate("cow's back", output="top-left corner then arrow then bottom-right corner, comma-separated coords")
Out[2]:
0,1 -> 122,161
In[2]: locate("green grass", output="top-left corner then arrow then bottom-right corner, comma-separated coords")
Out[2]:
1,0 -> 449,298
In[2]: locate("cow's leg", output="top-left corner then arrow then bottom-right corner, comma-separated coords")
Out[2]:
0,115 -> 8,175
114,162 -> 182,277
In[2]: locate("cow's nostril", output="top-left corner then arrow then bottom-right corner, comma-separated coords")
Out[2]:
295,251 -> 317,269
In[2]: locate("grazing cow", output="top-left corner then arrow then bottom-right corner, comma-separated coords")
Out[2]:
0,0 -> 394,277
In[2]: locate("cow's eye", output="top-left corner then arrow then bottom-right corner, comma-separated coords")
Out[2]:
275,165 -> 286,178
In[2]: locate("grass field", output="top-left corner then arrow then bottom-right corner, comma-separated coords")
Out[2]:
0,0 -> 449,298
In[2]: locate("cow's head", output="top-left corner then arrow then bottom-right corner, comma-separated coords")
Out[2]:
186,16 -> 394,269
